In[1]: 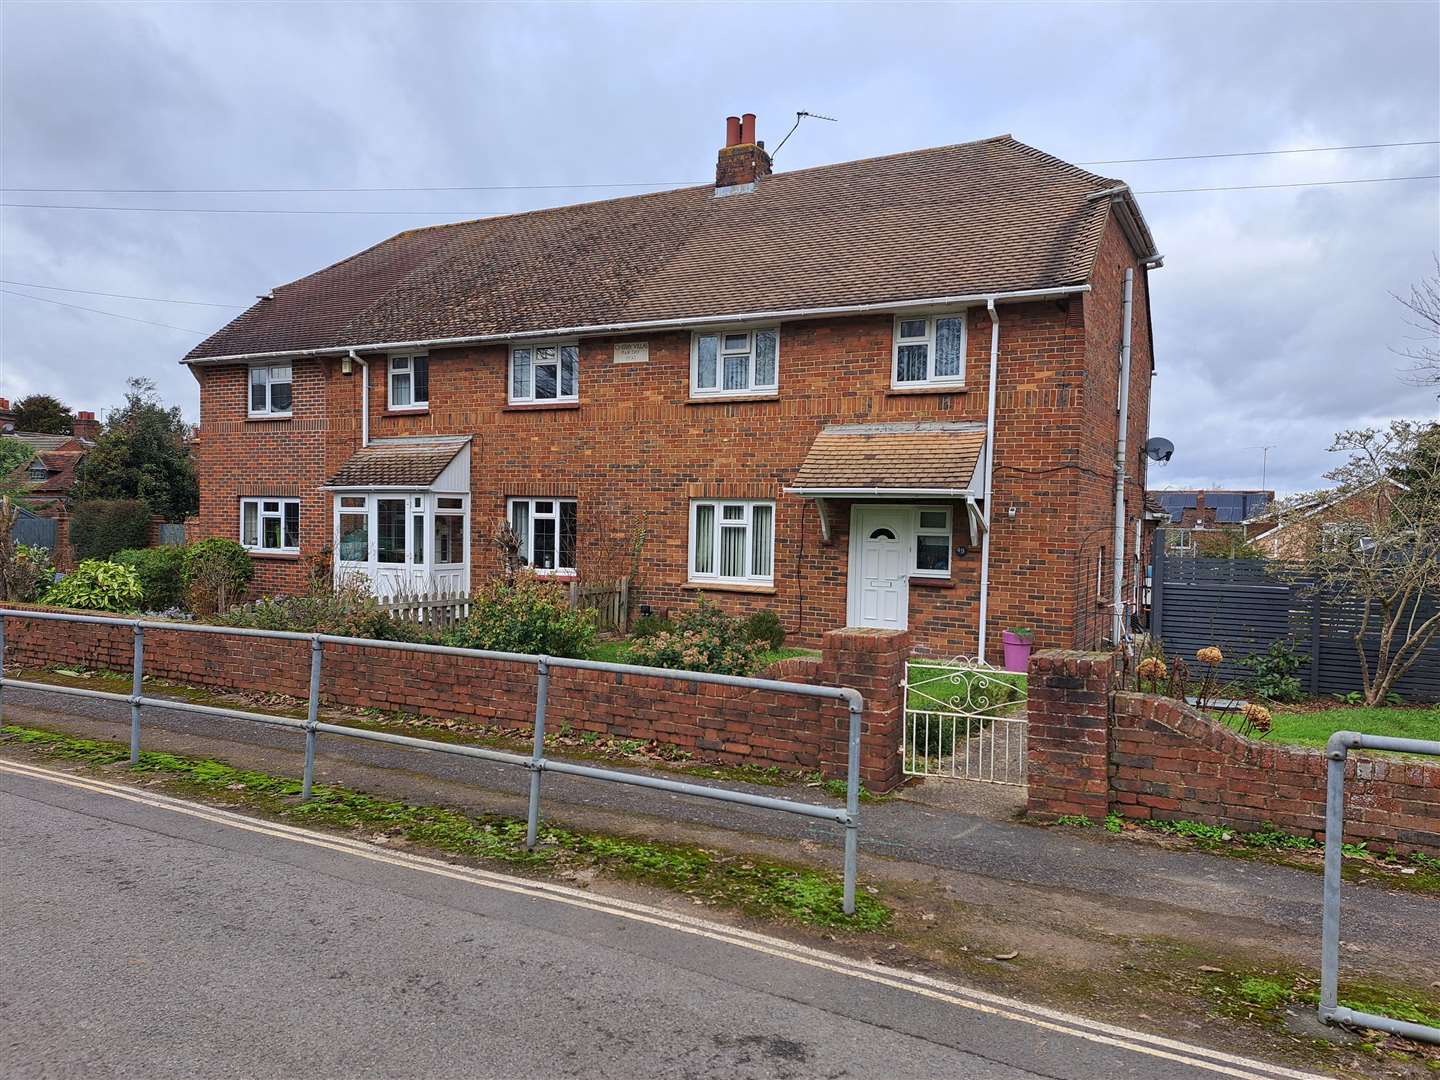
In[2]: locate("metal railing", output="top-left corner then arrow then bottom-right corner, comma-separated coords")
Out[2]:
902,659 -> 1027,785
1320,730 -> 1440,1045
0,607 -> 867,914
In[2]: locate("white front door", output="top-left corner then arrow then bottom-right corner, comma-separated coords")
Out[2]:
848,506 -> 910,630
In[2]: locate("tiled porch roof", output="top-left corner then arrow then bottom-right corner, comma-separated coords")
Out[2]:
325,438 -> 468,489
788,422 -> 986,494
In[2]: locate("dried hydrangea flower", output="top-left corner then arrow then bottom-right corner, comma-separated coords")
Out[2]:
1137,657 -> 1167,681
1196,646 -> 1224,665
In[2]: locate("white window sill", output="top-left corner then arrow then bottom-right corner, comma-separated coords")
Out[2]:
245,548 -> 301,559
687,391 -> 780,404
246,412 -> 293,421
888,383 -> 966,395
385,404 -> 429,413
681,580 -> 776,595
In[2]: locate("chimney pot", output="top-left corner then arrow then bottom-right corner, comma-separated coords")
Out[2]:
725,116 -> 741,148
740,113 -> 756,145
0,398 -> 8,410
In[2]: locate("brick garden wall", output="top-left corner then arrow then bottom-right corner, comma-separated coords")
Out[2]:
1026,649 -> 1440,855
1,609 -> 909,792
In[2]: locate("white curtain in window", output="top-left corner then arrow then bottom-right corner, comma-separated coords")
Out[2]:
719,524 -> 746,577
510,500 -> 530,553
694,504 -> 714,573
934,317 -> 964,377
750,505 -> 773,577
754,330 -> 777,386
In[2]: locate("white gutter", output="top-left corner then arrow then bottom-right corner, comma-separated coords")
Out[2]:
1111,268 -> 1135,644
181,284 -> 1091,367
347,349 -> 369,448
977,298 -> 1000,662
783,486 -> 980,497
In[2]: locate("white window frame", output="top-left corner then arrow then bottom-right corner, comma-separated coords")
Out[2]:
387,354 -> 429,411
240,497 -> 300,553
508,342 -> 579,405
892,313 -> 967,389
248,363 -> 293,417
507,497 -> 578,574
912,506 -> 953,579
689,327 -> 780,397
688,499 -> 775,585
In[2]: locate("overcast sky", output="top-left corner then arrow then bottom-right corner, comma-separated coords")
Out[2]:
2,1 -> 1436,495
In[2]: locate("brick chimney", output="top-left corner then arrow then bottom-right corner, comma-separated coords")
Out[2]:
715,112 -> 771,195
73,410 -> 100,441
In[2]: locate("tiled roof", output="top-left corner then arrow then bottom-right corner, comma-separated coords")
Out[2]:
326,440 -> 467,488
186,136 -> 1139,361
789,422 -> 986,492
9,447 -> 86,498
10,432 -> 92,452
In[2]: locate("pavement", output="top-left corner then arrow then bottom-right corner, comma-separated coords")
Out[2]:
0,758 -> 1326,1080
2,681 -> 1435,968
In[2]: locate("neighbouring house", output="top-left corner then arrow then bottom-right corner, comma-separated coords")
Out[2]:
4,410 -> 101,515
1149,488 -> 1274,532
1248,479 -> 1409,559
0,397 -> 16,433
181,115 -> 1162,660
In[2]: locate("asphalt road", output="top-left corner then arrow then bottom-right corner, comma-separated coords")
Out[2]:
5,682 -> 1435,962
0,759 -> 1320,1080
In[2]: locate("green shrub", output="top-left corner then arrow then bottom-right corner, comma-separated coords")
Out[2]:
1238,640 -> 1305,703
5,544 -> 55,603
113,546 -> 187,611
743,609 -> 786,651
220,578 -> 426,642
625,600 -> 764,676
42,559 -> 144,612
69,499 -> 153,560
630,612 -> 674,639
442,574 -> 596,658
182,538 -> 254,614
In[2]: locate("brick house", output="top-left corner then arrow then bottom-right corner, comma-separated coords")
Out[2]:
1249,479 -> 1408,559
182,116 -> 1161,660
4,410 -> 102,515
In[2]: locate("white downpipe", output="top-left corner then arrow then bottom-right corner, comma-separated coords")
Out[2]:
1111,269 -> 1135,644
348,349 -> 369,448
978,299 -> 1000,662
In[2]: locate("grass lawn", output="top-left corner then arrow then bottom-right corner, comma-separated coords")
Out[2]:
588,639 -> 818,670
1230,706 -> 1438,750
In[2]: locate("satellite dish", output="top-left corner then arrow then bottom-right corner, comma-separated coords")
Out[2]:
1144,437 -> 1175,463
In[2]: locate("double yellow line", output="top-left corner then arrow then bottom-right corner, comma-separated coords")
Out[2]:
0,757 -> 1327,1080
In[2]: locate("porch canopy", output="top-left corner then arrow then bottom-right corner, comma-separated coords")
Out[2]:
325,436 -> 470,491
784,421 -> 988,541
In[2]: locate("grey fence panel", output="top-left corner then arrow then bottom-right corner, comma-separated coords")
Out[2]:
1151,540 -> 1440,701
11,515 -> 57,552
156,523 -> 186,546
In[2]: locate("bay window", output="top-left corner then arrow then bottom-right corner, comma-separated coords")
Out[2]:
240,498 -> 299,553
690,500 -> 774,584
388,355 -> 429,410
691,328 -> 779,396
510,344 -> 578,404
893,314 -> 966,388
508,498 -> 577,573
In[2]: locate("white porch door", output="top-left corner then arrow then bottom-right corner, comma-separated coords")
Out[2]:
849,507 -> 909,630
334,492 -> 469,600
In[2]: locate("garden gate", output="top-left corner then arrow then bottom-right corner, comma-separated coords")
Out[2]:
901,658 -> 1028,785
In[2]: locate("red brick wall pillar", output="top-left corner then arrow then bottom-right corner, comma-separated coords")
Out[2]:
1026,649 -> 1114,821
818,627 -> 909,793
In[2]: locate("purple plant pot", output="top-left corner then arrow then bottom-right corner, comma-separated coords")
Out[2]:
1001,630 -> 1033,673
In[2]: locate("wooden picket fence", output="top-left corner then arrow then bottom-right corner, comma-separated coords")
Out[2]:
380,577 -> 630,634
380,590 -> 471,633
568,576 -> 630,634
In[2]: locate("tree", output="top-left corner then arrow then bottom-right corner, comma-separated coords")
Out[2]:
12,394 -> 74,435
1300,420 -> 1440,705
72,378 -> 198,521
1394,256 -> 1440,386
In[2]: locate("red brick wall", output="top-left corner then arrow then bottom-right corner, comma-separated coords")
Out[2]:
1,610 -> 909,792
190,226 -> 1154,661
1110,693 -> 1439,855
1024,649 -> 1440,855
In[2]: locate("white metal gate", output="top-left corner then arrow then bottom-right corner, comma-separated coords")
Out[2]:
902,658 -> 1028,785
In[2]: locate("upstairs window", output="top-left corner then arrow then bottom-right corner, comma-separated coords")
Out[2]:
388,355 -> 429,410
26,462 -> 48,482
241,498 -> 299,553
691,328 -> 779,396
249,364 -> 293,416
689,500 -> 774,584
508,498 -> 577,573
510,344 -> 578,404
893,314 -> 966,388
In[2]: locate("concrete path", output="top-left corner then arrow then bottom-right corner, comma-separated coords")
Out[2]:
1,759 -> 1323,1080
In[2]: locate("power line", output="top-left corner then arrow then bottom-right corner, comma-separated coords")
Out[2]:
1133,173 -> 1438,194
0,280 -> 245,308
1078,139 -> 1438,165
0,288 -> 207,334
3,139 -> 1434,195
4,173 -> 1436,216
